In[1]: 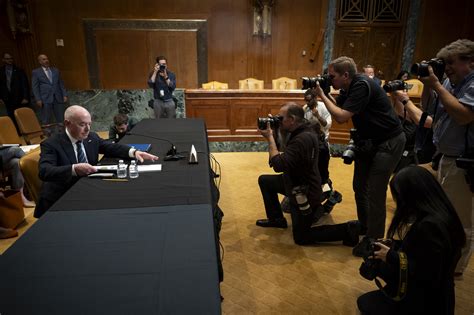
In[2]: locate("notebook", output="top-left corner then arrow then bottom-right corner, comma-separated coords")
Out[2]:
127,144 -> 152,152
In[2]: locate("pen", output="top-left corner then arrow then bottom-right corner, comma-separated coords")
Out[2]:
102,179 -> 128,182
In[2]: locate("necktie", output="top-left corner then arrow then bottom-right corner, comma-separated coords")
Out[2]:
76,141 -> 87,163
46,68 -> 52,83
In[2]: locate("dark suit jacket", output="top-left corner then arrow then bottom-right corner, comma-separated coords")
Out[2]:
0,65 -> 29,108
31,66 -> 67,104
35,132 -> 131,218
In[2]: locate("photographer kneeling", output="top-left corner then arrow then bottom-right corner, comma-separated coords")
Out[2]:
357,166 -> 465,315
256,102 -> 360,246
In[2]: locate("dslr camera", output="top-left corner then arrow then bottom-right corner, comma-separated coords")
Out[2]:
359,239 -> 392,280
382,80 -> 413,93
301,74 -> 332,93
342,128 -> 359,165
410,58 -> 445,82
257,115 -> 282,130
159,64 -> 166,72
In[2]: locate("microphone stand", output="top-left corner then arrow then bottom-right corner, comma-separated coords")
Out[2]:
125,132 -> 185,161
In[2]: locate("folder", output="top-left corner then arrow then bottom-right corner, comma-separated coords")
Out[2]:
127,144 -> 151,152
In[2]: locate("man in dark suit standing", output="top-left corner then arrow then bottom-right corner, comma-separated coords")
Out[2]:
35,105 -> 159,218
31,54 -> 68,125
0,52 -> 29,130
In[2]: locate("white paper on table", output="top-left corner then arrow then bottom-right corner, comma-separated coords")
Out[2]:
137,164 -> 162,172
95,165 -> 118,171
20,144 -> 40,153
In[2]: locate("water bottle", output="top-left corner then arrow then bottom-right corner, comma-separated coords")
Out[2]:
292,186 -> 311,215
129,160 -> 139,178
117,160 -> 127,178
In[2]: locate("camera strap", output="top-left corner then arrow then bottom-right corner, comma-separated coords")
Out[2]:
374,251 -> 408,301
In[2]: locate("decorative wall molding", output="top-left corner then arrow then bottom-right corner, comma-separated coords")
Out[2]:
83,19 -> 208,88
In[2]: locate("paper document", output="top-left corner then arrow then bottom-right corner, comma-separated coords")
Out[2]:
137,164 -> 162,172
20,144 -> 40,153
88,173 -> 115,178
95,165 -> 118,171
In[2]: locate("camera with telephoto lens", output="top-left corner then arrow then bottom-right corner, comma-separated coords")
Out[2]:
383,80 -> 413,93
257,115 -> 282,130
342,128 -> 359,165
301,74 -> 332,93
410,58 -> 445,82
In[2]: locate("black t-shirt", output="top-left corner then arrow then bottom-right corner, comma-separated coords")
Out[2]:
337,74 -> 402,141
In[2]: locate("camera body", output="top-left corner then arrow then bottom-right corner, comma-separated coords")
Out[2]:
257,116 -> 282,130
301,74 -> 332,92
410,58 -> 445,82
383,80 -> 413,93
342,128 -> 359,165
159,64 -> 166,72
359,238 -> 392,280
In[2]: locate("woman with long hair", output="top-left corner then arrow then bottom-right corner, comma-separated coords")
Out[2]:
357,165 -> 466,314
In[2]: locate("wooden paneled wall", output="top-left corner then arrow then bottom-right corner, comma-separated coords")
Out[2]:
1,0 -> 473,91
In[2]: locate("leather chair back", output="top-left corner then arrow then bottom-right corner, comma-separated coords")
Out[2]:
202,81 -> 229,90
19,148 -> 42,204
0,116 -> 24,145
272,77 -> 297,90
238,78 -> 264,90
14,107 -> 45,145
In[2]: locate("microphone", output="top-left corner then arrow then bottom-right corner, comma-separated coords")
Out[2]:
125,132 -> 185,161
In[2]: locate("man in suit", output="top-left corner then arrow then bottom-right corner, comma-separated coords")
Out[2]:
31,54 -> 68,125
0,52 -> 30,131
35,105 -> 159,218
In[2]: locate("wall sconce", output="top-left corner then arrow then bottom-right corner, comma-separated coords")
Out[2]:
253,0 -> 274,38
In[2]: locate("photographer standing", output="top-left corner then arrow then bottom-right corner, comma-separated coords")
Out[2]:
256,102 -> 360,246
148,56 -> 176,118
357,166 -> 465,315
393,39 -> 474,276
313,56 -> 406,257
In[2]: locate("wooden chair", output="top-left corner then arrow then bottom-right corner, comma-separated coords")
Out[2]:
19,148 -> 42,204
272,77 -> 297,90
14,107 -> 57,145
405,79 -> 424,98
238,78 -> 264,90
202,81 -> 229,90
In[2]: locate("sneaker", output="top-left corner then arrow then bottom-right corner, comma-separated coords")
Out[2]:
256,218 -> 288,228
343,220 -> 361,247
352,236 -> 373,257
323,190 -> 342,214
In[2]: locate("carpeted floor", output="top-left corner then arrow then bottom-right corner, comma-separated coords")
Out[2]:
212,152 -> 474,314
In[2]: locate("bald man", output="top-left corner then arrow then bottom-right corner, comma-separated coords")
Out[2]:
35,105 -> 159,218
31,54 -> 68,124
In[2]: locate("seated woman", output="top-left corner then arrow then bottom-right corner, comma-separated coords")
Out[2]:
357,165 -> 465,315
0,146 -> 35,208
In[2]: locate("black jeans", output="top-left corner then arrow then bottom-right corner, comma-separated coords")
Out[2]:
353,133 -> 406,238
258,174 -> 349,245
357,290 -> 397,315
318,146 -> 330,185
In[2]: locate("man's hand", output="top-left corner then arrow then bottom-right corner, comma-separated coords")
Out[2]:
36,100 -> 43,108
391,90 -> 409,103
418,65 -> 441,89
159,69 -> 168,78
21,99 -> 28,104
312,83 -> 324,97
258,123 -> 273,140
153,63 -> 160,73
74,163 -> 97,177
135,151 -> 159,163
